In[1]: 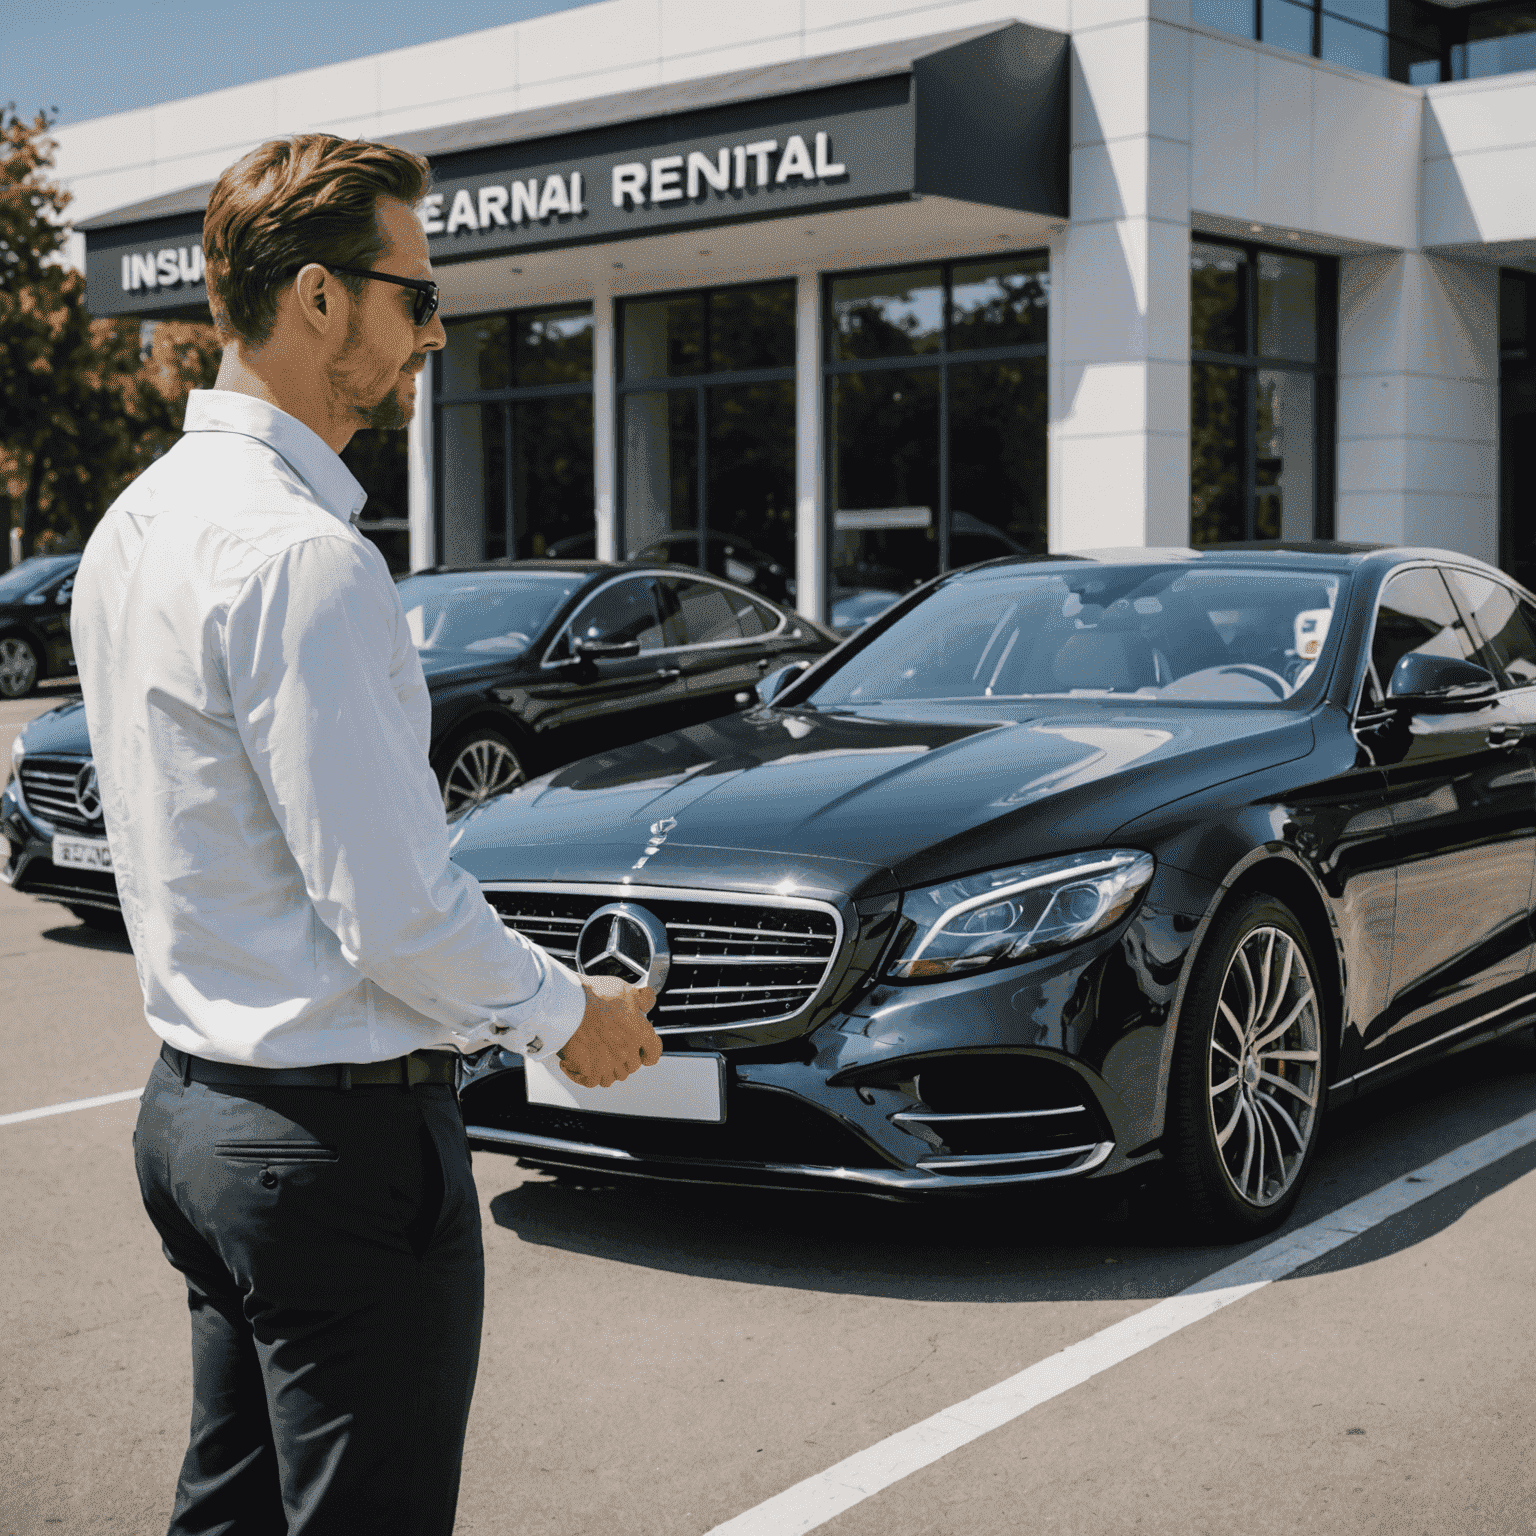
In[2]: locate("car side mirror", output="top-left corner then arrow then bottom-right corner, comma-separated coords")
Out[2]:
573,636 -> 641,661
1386,652 -> 1497,708
756,661 -> 810,706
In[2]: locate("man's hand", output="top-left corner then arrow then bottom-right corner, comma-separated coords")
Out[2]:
557,974 -> 660,1088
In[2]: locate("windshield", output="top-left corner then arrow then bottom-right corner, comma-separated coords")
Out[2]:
809,564 -> 1343,708
0,555 -> 75,604
397,571 -> 585,655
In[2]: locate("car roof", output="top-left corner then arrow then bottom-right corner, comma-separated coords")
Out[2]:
951,542 -> 1519,580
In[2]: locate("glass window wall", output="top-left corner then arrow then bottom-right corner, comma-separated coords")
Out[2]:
825,255 -> 1047,610
618,281 -> 797,605
1190,240 -> 1335,546
435,304 -> 594,564
1192,0 -> 1446,81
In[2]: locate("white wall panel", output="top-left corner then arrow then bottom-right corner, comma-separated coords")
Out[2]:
1190,37 -> 1256,216
1309,70 -> 1418,246
274,61 -> 380,131
1424,74 -> 1536,157
1252,54 -> 1313,230
516,0 -> 661,84
660,0 -> 803,52
1425,144 -> 1536,247
1337,252 -> 1498,560
151,81 -> 280,167
376,28 -> 518,111
1073,22 -> 1153,144
658,37 -> 811,83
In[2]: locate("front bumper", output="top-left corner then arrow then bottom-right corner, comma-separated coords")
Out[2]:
462,875 -> 1208,1197
0,778 -> 120,915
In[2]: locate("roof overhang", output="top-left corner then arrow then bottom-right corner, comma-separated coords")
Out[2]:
81,21 -> 1068,319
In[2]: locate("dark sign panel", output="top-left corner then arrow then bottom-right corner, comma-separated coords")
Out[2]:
84,211 -> 211,321
82,22 -> 1067,318
419,75 -> 911,267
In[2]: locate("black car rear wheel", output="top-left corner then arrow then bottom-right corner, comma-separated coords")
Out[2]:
438,728 -> 526,821
0,635 -> 40,698
1167,894 -> 1326,1239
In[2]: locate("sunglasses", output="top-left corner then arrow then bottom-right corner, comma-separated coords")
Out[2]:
326,265 -> 440,328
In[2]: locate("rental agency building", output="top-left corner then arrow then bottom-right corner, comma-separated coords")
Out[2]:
58,0 -> 1536,621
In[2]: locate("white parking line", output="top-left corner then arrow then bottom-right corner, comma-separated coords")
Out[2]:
707,1108 -> 1536,1536
0,1088 -> 142,1127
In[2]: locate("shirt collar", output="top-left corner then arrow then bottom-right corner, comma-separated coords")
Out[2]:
183,390 -> 369,525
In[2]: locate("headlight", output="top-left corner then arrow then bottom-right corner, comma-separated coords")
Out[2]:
888,850 -> 1155,981
6,732 -> 21,790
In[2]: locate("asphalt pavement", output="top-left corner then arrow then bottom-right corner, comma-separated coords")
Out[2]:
4,684 -> 1535,1534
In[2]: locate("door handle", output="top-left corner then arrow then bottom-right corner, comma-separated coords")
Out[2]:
1487,725 -> 1523,748
654,668 -> 681,680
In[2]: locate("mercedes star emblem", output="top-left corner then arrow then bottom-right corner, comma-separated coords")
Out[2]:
574,903 -> 671,993
73,761 -> 102,821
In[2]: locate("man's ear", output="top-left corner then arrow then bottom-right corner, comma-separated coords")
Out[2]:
293,263 -> 336,336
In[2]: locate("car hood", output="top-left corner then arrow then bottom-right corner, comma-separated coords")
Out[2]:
16,697 -> 90,755
451,700 -> 1314,897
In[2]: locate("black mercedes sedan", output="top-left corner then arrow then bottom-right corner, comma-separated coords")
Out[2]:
0,560 -> 834,924
451,543 -> 1536,1238
0,554 -> 80,698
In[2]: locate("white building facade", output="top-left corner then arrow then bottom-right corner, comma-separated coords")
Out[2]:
57,0 -> 1536,621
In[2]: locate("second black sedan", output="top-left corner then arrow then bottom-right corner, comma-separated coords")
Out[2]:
402,561 -> 835,817
0,560 -> 834,923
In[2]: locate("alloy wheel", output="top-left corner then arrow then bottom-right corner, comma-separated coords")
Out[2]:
1208,925 -> 1322,1207
0,637 -> 39,698
442,736 -> 525,820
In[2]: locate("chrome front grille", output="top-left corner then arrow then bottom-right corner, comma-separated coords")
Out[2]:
483,884 -> 842,1034
18,757 -> 100,834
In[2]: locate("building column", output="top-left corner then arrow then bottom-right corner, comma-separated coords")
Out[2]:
794,270 -> 826,624
1050,0 -> 1193,552
592,278 -> 619,561
1336,252 -> 1499,561
407,354 -> 434,571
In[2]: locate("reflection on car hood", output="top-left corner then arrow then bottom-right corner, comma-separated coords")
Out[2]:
451,700 -> 1314,895
415,647 -> 530,683
16,698 -> 89,755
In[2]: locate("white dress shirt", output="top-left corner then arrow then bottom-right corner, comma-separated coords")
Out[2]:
71,389 -> 585,1067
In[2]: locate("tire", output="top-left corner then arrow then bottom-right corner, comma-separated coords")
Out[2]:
436,727 -> 527,821
1166,894 -> 1327,1240
0,634 -> 41,699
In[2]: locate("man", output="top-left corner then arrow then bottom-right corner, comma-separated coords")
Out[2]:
71,134 -> 660,1536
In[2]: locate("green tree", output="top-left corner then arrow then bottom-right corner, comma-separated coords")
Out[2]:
0,105 -> 220,567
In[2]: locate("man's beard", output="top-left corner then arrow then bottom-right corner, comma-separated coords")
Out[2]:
329,315 -> 421,430
367,379 -> 412,429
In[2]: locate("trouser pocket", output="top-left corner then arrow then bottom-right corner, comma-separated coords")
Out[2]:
214,1141 -> 339,1163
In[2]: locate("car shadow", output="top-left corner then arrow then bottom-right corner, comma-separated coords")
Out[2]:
42,919 -> 132,954
487,1031 -> 1536,1304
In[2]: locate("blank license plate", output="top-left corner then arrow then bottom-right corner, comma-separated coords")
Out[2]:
525,1051 -> 724,1122
53,835 -> 112,871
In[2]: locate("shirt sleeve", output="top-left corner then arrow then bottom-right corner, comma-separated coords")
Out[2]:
222,532 -> 585,1060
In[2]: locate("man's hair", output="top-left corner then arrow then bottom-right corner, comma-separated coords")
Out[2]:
202,134 -> 431,345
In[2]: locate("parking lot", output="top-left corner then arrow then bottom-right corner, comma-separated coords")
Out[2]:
5,686 -> 1536,1536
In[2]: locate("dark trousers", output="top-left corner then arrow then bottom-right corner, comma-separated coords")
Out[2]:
134,1052 -> 484,1536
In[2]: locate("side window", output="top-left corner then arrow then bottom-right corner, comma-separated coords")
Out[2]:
668,579 -> 751,645
1370,568 -> 1477,699
1445,570 -> 1536,689
564,579 -> 665,654
735,598 -> 781,639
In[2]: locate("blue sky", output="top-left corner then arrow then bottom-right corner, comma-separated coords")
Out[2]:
1,0 -> 596,125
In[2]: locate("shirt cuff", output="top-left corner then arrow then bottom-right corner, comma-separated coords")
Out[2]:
449,953 -> 586,1060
